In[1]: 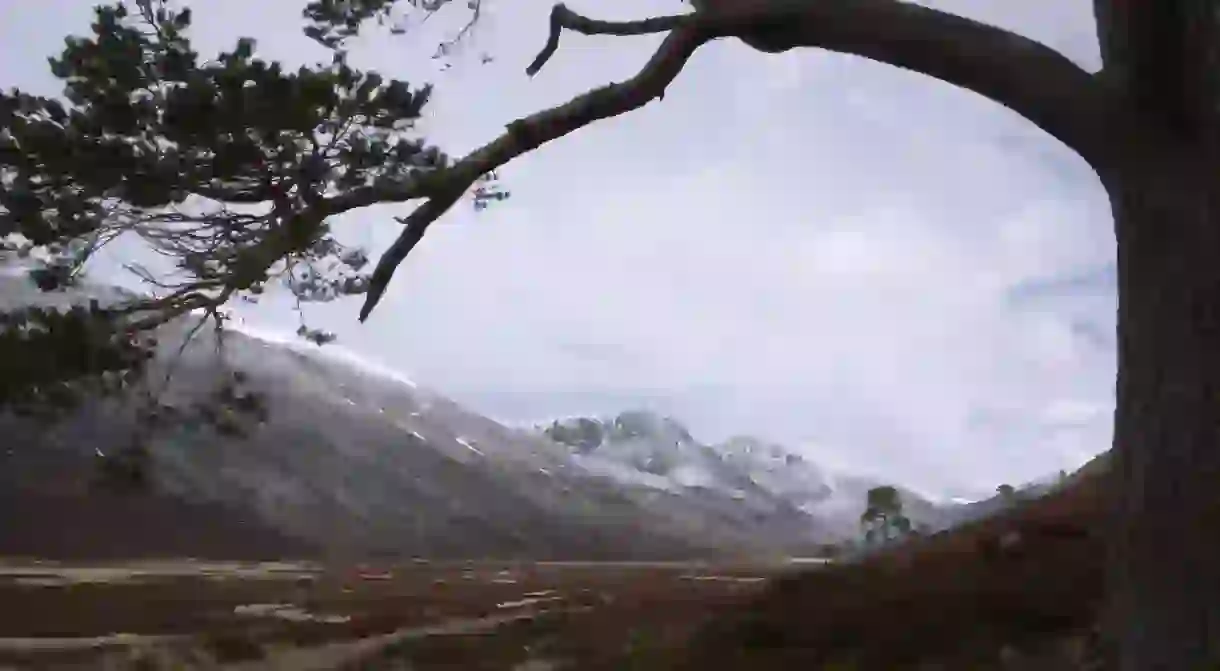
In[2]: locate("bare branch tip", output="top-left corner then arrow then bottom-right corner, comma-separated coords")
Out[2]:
526,4 -> 569,76
358,294 -> 379,323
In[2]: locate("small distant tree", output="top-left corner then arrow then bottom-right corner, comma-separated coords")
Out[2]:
996,483 -> 1016,501
860,485 -> 911,546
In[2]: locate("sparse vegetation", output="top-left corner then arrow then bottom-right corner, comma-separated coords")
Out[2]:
0,457 -> 1134,669
198,629 -> 266,663
0,561 -> 769,670
677,460 -> 1111,670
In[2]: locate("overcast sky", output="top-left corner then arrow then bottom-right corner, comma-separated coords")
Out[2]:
1,0 -> 1115,497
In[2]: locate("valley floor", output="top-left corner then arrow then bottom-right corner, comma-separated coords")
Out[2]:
0,558 -> 791,670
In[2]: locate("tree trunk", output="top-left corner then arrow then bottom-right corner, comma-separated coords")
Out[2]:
1107,143 -> 1220,671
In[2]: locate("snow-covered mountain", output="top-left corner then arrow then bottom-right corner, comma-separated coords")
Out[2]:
0,279 -> 832,559
536,413 -> 958,539
0,277 -> 990,560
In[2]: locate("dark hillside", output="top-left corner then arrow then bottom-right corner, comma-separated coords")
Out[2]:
677,457 -> 1111,670
0,440 -> 317,560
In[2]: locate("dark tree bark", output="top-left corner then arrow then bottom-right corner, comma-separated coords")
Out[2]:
1104,143 -> 1220,670
1092,3 -> 1220,668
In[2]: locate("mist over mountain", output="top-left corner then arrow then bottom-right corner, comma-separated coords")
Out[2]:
0,277 -> 1028,561
536,412 -> 972,539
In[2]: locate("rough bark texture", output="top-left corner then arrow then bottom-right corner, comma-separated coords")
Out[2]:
1107,145 -> 1220,670
1093,0 -> 1220,153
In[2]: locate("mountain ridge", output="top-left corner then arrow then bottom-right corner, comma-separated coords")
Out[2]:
0,277 -> 1083,562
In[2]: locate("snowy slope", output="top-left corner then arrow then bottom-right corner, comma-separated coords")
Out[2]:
0,279 -> 848,558
1,276 -> 1011,559
537,412 -> 959,540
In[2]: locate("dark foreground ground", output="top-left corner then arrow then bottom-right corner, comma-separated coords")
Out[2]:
0,456 -> 1115,670
0,558 -> 796,670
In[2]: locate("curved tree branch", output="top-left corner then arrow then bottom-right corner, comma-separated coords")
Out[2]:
721,0 -> 1116,170
356,22 -> 712,321
356,0 -> 1122,322
528,1 -> 1117,166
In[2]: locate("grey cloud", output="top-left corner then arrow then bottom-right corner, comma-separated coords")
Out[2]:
1007,265 -> 1116,304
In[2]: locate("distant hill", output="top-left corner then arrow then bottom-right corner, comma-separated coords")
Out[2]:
0,278 -> 911,561
677,448 -> 1112,669
3,277 -> 1084,563
537,412 -> 960,541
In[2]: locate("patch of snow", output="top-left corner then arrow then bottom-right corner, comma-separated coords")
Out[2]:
786,557 -> 834,566
233,603 -> 351,624
455,437 -> 484,456
570,454 -> 678,493
222,320 -> 418,389
496,596 -> 564,610
670,463 -> 715,489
